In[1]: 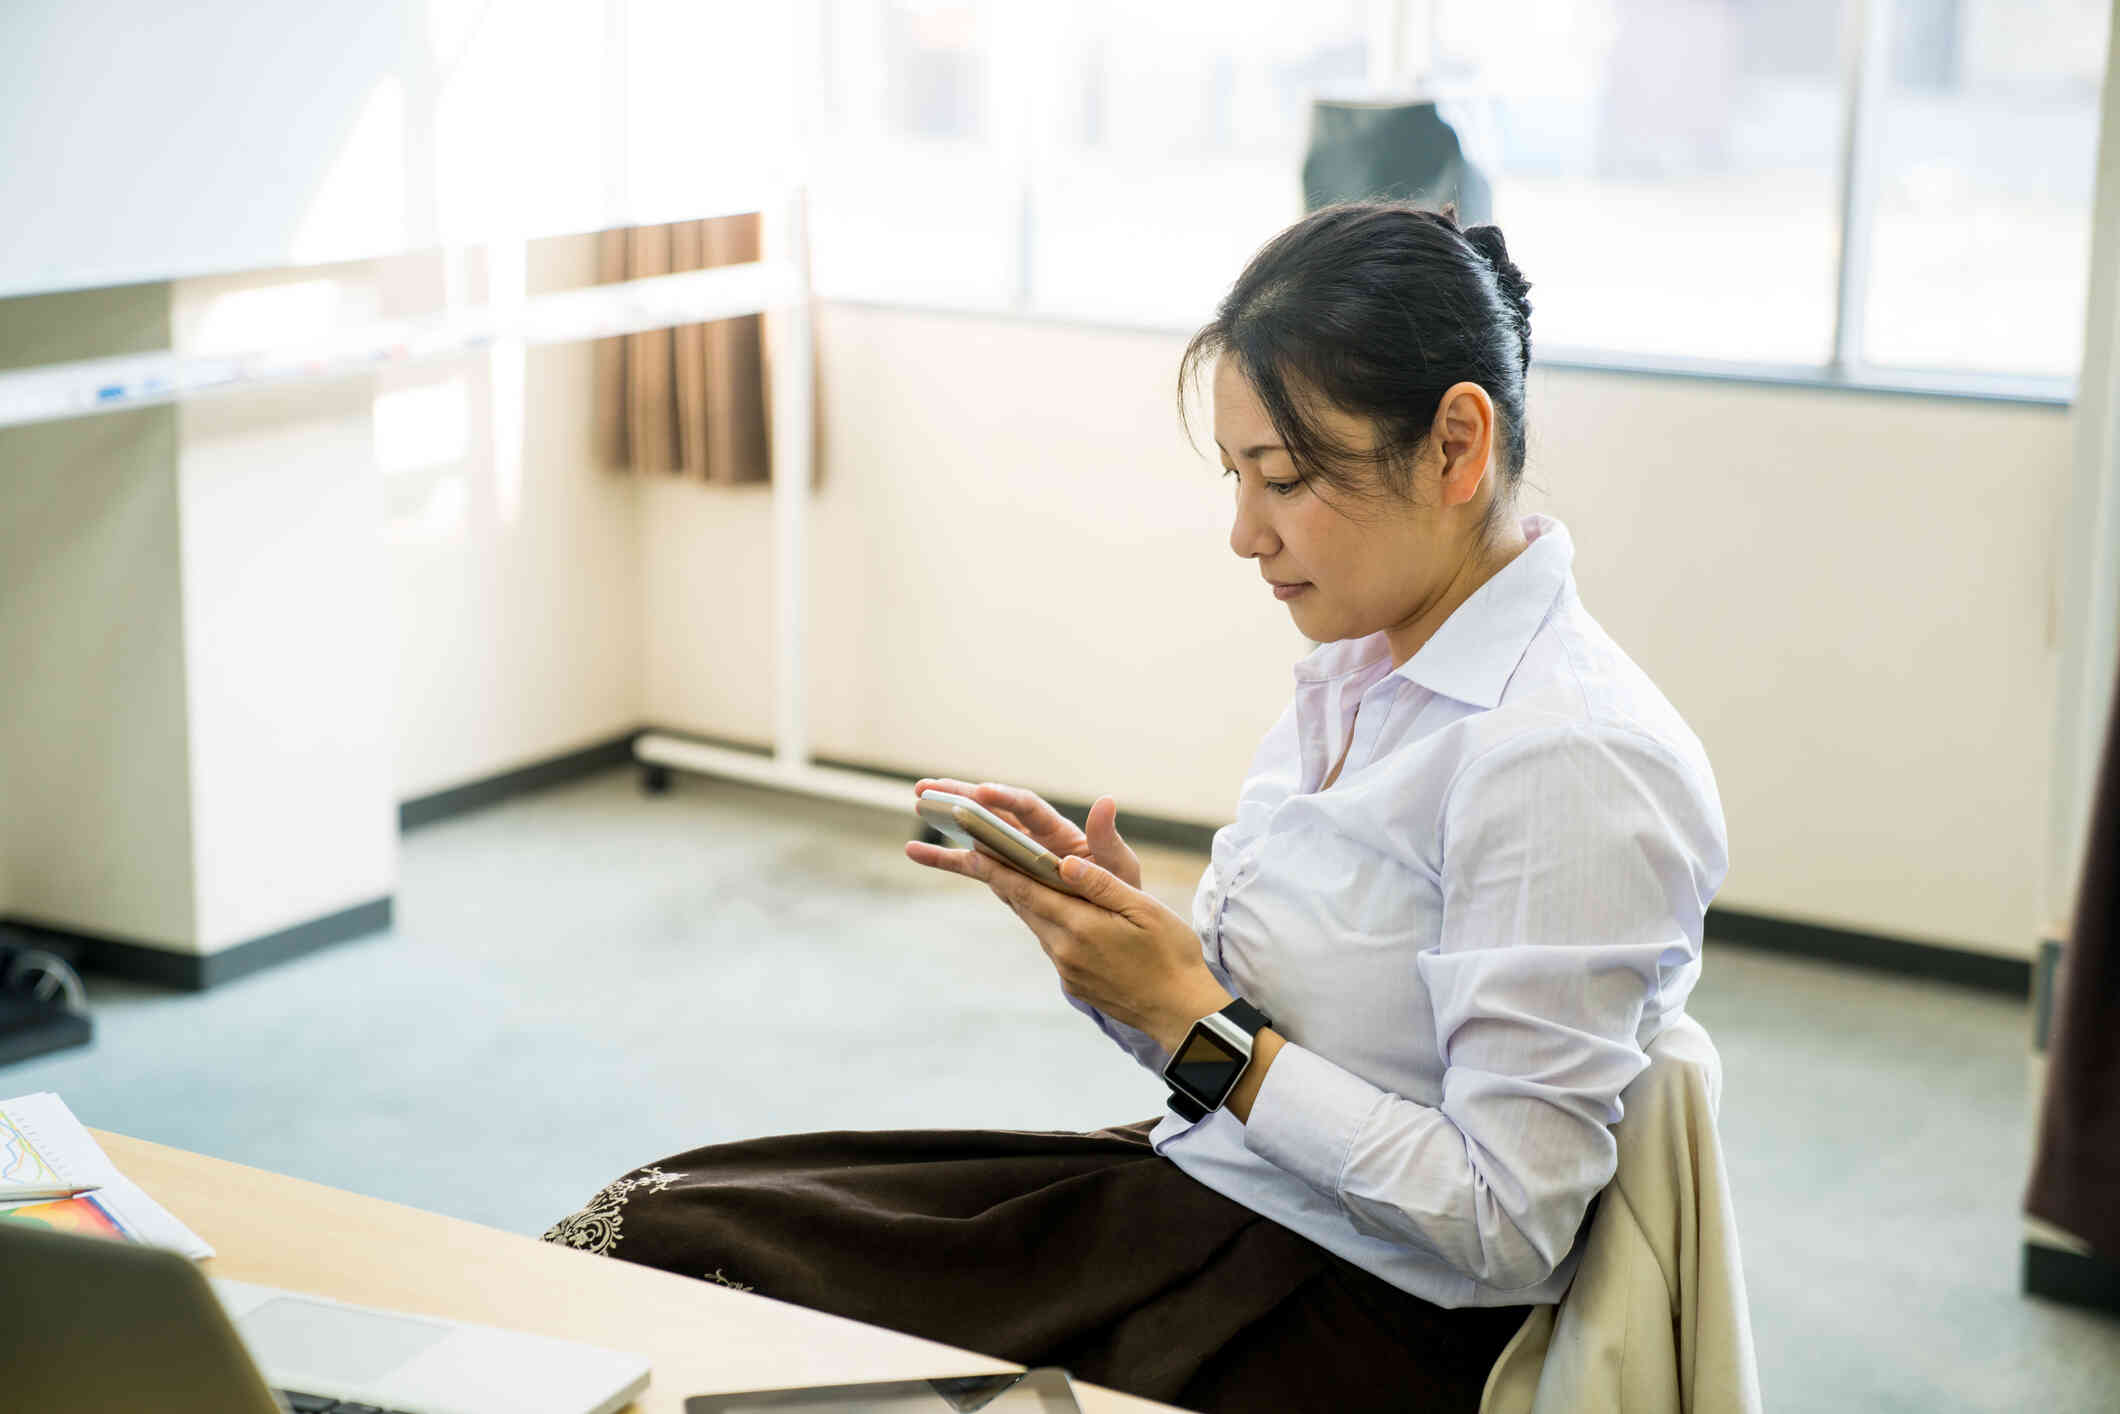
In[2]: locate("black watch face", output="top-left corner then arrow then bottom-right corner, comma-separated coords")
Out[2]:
1168,1024 -> 1245,1108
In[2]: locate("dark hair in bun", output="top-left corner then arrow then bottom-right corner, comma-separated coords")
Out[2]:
1460,222 -> 1533,377
1179,199 -> 1534,525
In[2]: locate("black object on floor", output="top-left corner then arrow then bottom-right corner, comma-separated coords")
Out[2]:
0,990 -> 91,1067
0,934 -> 92,1067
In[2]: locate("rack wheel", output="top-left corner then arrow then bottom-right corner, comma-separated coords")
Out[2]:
640,764 -> 673,795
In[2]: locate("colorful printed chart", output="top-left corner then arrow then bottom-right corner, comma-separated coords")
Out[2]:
0,1093 -> 213,1258
0,1193 -> 129,1240
1,1108 -> 65,1187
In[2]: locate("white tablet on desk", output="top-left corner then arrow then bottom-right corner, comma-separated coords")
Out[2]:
686,1368 -> 1083,1412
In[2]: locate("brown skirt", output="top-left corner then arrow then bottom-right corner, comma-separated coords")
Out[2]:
542,1119 -> 1532,1413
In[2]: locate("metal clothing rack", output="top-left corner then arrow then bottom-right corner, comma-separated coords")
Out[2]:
624,192 -> 918,817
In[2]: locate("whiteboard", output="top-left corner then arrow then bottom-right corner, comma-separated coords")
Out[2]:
0,0 -> 798,302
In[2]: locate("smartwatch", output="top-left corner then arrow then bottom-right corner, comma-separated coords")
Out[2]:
1162,998 -> 1275,1122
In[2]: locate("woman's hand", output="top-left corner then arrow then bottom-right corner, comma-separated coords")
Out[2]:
905,782 -> 1224,1052
907,778 -> 1142,889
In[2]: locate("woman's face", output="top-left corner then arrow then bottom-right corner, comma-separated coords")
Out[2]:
1213,356 -> 1504,664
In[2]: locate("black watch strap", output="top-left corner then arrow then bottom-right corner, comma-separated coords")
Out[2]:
1219,997 -> 1273,1038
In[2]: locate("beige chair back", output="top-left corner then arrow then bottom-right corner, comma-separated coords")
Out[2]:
1479,1012 -> 1761,1414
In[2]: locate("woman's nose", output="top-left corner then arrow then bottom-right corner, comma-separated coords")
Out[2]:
1229,500 -> 1276,560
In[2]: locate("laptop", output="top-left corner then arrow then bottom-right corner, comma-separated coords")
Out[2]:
0,1218 -> 650,1413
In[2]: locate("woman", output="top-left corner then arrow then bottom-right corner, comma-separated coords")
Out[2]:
545,202 -> 1729,1412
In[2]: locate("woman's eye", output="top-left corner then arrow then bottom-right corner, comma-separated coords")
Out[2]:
1223,468 -> 1301,497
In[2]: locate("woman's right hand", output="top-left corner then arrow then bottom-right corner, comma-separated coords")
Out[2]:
912,778 -> 1144,891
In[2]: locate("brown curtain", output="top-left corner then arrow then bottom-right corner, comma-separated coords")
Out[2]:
2026,642 -> 2120,1259
594,214 -> 770,483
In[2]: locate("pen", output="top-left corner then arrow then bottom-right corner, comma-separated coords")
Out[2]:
0,1182 -> 102,1201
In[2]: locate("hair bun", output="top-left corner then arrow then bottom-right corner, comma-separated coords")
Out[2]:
1462,224 -> 1533,374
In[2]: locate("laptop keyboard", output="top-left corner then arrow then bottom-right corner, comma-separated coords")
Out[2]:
277,1392 -> 422,1414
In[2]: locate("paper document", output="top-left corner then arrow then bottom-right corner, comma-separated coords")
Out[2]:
0,1091 -> 214,1259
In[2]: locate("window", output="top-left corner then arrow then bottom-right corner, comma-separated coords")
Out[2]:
807,0 -> 2109,390
809,0 -> 1367,318
1860,0 -> 2107,377
810,1 -> 1021,306
1428,0 -> 1846,366
1024,2 -> 1369,326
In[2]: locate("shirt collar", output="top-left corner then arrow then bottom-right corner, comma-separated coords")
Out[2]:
1291,513 -> 1575,709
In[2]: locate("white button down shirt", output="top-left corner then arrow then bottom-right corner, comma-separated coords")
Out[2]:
1069,513 -> 1729,1308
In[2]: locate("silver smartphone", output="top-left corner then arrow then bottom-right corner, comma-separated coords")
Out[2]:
915,789 -> 1075,892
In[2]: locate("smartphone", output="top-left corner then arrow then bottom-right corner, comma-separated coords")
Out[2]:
915,790 -> 1074,892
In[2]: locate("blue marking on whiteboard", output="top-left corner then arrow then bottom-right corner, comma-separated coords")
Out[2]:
96,385 -> 125,401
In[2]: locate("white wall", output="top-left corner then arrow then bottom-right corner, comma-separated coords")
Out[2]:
641,305 -> 1298,824
1530,369 -> 2065,957
386,235 -> 645,799
639,303 -> 2071,959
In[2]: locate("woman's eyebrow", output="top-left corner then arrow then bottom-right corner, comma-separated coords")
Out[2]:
1215,439 -> 1287,460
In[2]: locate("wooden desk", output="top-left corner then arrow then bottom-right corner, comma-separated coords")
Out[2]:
95,1130 -> 1178,1414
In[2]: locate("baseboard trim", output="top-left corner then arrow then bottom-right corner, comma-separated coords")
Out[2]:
400,731 -> 644,830
0,897 -> 394,992
1704,906 -> 2031,997
2024,1242 -> 2120,1314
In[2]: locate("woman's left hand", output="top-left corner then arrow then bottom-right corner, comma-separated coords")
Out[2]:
908,844 -> 1232,1054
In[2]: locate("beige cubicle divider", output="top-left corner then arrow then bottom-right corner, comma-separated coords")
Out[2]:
0,272 -> 398,977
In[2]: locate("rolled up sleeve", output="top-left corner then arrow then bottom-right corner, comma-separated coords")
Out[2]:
1243,723 -> 1722,1290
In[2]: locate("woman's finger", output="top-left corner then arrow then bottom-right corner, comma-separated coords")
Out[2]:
973,783 -> 1088,855
977,859 -> 1076,928
908,843 -> 1075,925
914,777 -> 985,803
1085,796 -> 1144,890
903,839 -> 984,879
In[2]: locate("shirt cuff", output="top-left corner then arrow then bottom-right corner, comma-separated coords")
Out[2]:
1062,983 -> 1166,1069
1241,1039 -> 1387,1199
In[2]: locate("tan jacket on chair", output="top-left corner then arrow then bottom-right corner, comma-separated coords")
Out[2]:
1479,1014 -> 1762,1414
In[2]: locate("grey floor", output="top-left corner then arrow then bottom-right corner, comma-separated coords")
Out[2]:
10,768 -> 2119,1411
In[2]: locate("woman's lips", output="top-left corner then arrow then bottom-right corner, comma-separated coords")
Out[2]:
1273,582 -> 1310,601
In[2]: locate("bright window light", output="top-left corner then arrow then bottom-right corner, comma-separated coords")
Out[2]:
188,277 -> 348,355
1860,0 -> 2108,378
373,376 -> 471,475
1431,0 -> 1844,367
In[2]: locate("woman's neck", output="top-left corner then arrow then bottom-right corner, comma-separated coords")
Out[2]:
1383,520 -> 1531,670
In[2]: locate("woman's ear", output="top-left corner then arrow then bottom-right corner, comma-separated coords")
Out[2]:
1430,382 -> 1496,509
